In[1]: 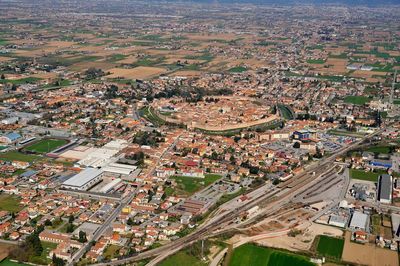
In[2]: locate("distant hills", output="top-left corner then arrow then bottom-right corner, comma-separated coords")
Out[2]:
163,0 -> 400,5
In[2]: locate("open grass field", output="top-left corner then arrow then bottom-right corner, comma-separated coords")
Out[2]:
28,241 -> 57,265
228,66 -> 247,73
367,146 -> 391,154
0,151 -> 40,163
0,195 -> 23,213
350,169 -> 379,182
344,96 -> 372,105
316,235 -> 344,259
23,139 -> 67,154
159,251 -> 207,266
171,174 -> 222,195
229,244 -> 315,266
0,259 -> 29,266
307,59 -> 325,64
103,245 -> 121,260
277,104 -> 294,120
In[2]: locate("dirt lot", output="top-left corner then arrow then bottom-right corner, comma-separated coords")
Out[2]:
0,243 -> 16,261
342,231 -> 398,266
106,66 -> 166,79
170,70 -> 203,77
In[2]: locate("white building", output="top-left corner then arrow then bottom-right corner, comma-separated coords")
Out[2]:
62,168 -> 103,191
349,211 -> 369,231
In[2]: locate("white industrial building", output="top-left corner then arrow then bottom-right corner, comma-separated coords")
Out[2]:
76,139 -> 128,168
103,163 -> 137,177
349,211 -> 369,231
62,168 -> 103,191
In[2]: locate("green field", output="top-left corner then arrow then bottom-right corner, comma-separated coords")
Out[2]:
316,235 -> 344,259
277,104 -> 294,120
344,96 -> 372,105
0,151 -> 40,163
159,251 -> 207,266
0,77 -> 41,85
367,146 -> 391,154
0,259 -> 29,266
28,241 -> 57,265
350,169 -> 379,182
228,66 -> 247,73
0,194 -> 23,213
171,174 -> 222,195
307,59 -> 325,64
24,139 -> 67,154
103,245 -> 121,260
229,244 -> 315,266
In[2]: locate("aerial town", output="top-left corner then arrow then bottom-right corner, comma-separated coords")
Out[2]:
0,0 -> 399,265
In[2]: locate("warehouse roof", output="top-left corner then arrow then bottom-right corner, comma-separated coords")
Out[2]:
378,174 -> 392,201
349,211 -> 368,230
63,168 -> 103,188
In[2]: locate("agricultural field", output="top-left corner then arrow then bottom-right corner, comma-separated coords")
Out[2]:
23,139 -> 68,154
228,244 -> 315,266
106,66 -> 167,80
0,195 -> 23,213
316,235 -> 344,259
349,169 -> 380,182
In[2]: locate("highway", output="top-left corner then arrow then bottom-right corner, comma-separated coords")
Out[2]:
90,128 -> 384,266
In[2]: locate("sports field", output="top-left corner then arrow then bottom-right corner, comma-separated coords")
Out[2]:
229,244 -> 315,266
316,235 -> 344,259
24,139 -> 67,153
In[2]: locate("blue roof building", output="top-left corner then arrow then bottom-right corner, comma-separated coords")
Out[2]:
0,132 -> 22,143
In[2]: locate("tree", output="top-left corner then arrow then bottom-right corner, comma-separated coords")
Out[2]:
52,253 -> 65,266
68,215 -> 74,224
66,223 -> 74,233
1,74 -> 5,80
78,231 -> 87,243
293,142 -> 300,149
44,219 -> 52,226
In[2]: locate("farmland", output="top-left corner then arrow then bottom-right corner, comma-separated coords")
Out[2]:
316,235 -> 344,259
228,244 -> 315,266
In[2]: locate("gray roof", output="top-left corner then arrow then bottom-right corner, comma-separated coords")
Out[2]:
63,168 -> 103,188
349,211 -> 368,230
378,174 -> 392,201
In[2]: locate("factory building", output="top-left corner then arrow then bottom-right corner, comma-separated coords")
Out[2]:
62,168 -> 103,191
378,174 -> 392,204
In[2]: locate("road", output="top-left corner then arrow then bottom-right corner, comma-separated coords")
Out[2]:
91,128 -> 384,266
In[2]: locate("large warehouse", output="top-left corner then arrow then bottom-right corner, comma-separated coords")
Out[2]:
62,168 -> 103,191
